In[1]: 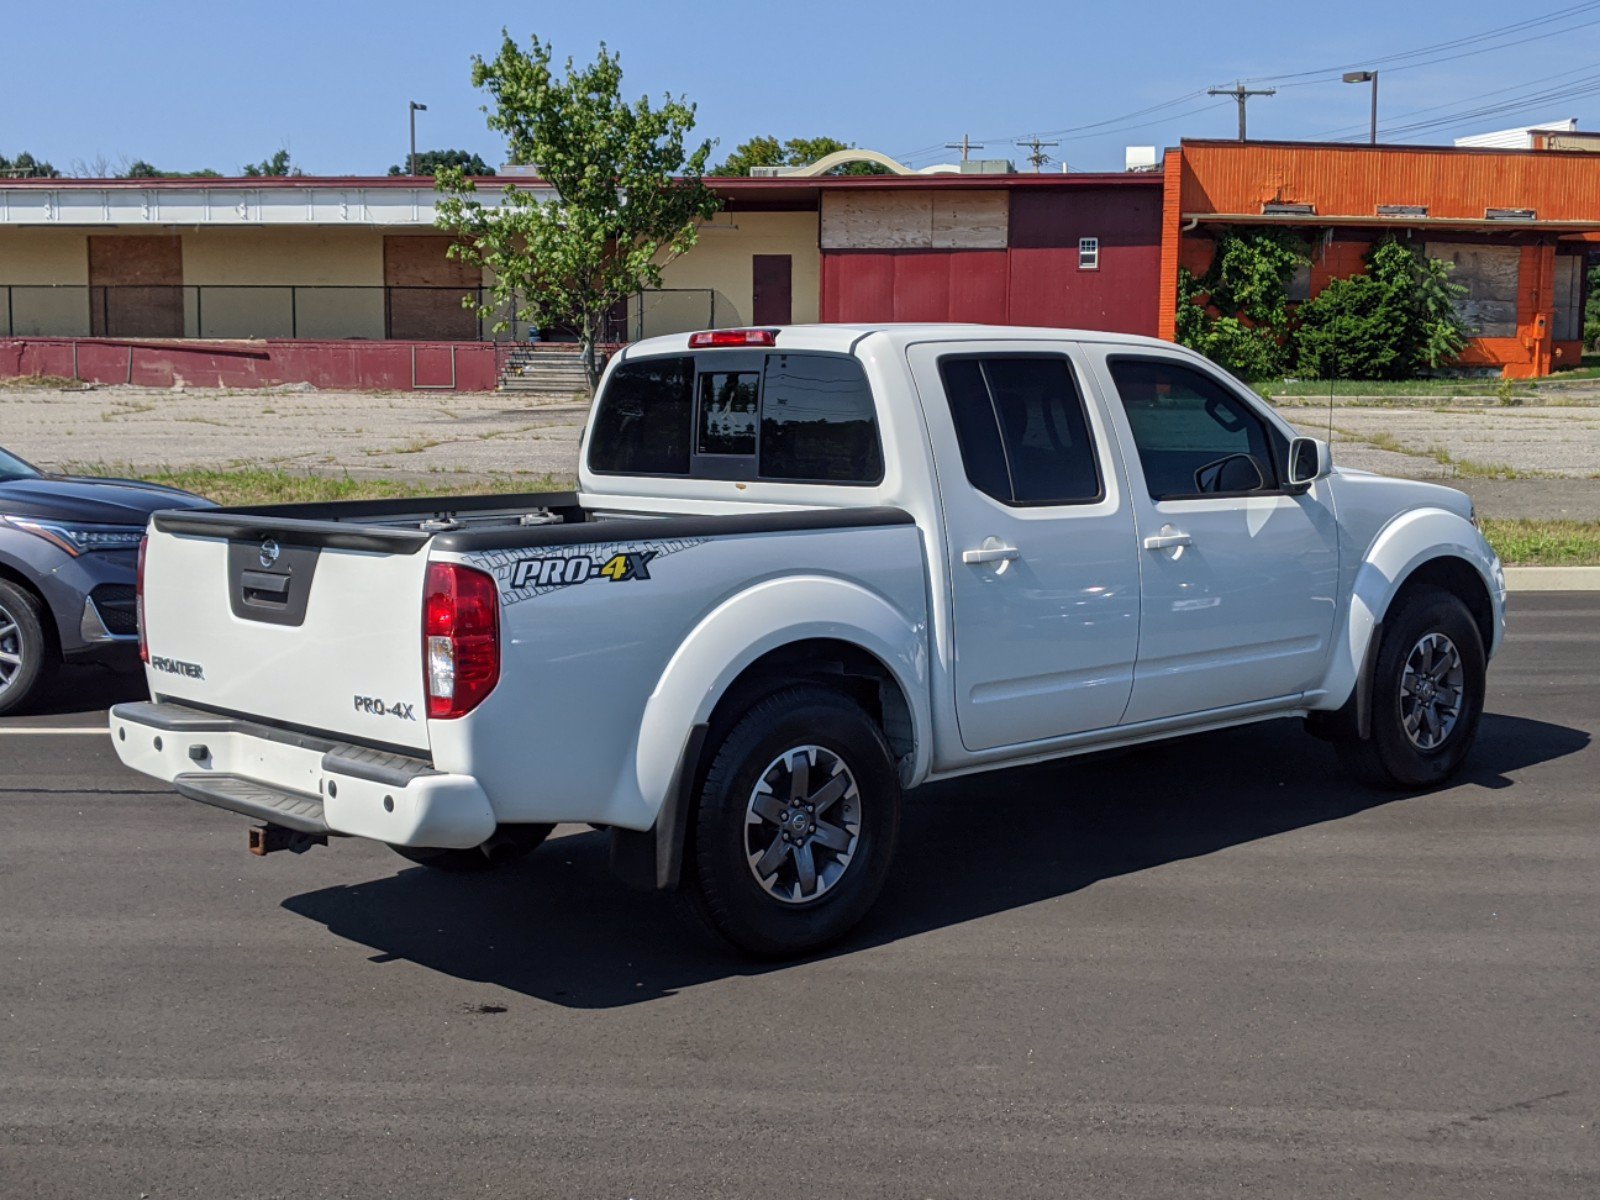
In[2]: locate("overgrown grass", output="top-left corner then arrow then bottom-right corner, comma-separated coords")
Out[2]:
70,464 -> 570,507
1265,376 -> 1531,400
0,373 -> 78,390
1482,519 -> 1600,566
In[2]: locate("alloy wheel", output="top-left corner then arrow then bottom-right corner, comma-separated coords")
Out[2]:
744,745 -> 862,905
0,600 -> 23,696
1400,631 -> 1465,751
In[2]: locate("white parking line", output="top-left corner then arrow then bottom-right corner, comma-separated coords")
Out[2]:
0,727 -> 107,736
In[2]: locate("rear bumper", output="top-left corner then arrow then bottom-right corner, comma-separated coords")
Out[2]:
108,701 -> 497,849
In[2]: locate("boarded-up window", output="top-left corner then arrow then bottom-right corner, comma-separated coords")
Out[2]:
1427,243 -> 1519,338
383,235 -> 479,340
821,191 -> 1008,250
88,235 -> 184,337
1553,254 -> 1585,342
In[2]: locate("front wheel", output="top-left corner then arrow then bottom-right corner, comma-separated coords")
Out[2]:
0,580 -> 54,718
684,685 -> 901,958
390,823 -> 554,873
1336,586 -> 1486,789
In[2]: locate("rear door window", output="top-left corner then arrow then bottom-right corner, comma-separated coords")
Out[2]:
937,354 -> 1102,506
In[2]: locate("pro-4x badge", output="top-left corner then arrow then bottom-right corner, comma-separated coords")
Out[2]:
509,550 -> 658,590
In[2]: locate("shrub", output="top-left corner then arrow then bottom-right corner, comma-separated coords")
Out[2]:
1294,238 -> 1468,380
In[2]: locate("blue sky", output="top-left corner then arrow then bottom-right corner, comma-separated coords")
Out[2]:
8,0 -> 1600,176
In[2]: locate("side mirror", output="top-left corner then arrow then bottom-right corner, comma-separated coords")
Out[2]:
1194,453 -> 1266,495
1286,437 -> 1332,493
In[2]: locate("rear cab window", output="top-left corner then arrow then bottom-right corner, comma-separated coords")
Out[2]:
588,351 -> 884,484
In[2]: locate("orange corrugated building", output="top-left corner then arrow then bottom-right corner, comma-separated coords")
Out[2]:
1159,140 -> 1600,377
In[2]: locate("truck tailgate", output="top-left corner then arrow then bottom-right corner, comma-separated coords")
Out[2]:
141,511 -> 433,753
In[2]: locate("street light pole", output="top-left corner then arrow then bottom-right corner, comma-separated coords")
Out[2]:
408,101 -> 428,175
1342,71 -> 1378,144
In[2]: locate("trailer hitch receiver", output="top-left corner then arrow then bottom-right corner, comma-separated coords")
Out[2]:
249,824 -> 328,856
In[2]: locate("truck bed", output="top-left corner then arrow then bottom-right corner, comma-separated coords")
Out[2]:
151,489 -> 916,554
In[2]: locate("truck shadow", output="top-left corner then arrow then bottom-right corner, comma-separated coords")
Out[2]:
281,712 -> 1587,1009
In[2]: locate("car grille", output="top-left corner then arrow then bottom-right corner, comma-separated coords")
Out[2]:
91,584 -> 138,636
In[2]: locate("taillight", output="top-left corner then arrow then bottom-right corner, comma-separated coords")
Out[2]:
136,535 -> 149,664
423,561 -> 500,719
688,328 -> 777,348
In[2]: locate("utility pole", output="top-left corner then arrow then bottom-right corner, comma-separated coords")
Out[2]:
1207,82 -> 1276,142
408,100 -> 428,175
1015,136 -> 1060,173
945,134 -> 984,163
1343,71 -> 1379,144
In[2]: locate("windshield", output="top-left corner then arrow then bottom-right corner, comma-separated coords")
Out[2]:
0,447 -> 40,482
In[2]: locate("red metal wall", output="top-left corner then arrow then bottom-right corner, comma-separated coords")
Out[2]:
820,185 -> 1162,336
0,338 -> 500,391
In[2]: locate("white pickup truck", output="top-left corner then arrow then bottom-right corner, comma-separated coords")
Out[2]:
112,324 -> 1505,956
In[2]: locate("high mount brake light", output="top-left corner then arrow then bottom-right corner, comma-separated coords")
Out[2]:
136,535 -> 149,665
423,561 -> 501,719
688,329 -> 777,348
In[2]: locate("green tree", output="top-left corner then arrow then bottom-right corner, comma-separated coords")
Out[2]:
121,160 -> 222,179
435,33 -> 719,388
0,151 -> 60,178
389,149 -> 496,176
1296,238 -> 1468,379
243,148 -> 301,177
711,135 -> 891,176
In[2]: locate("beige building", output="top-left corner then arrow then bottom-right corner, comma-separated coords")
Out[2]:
0,176 -> 822,345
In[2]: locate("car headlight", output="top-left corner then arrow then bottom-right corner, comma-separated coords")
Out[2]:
0,515 -> 146,556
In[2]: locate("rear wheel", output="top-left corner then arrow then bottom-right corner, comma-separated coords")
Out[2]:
390,823 -> 554,873
0,580 -> 54,718
1336,586 -> 1486,789
684,685 -> 901,958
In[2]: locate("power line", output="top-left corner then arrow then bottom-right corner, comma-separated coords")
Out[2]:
1308,60 -> 1600,140
896,1 -> 1600,166
1240,1 -> 1600,83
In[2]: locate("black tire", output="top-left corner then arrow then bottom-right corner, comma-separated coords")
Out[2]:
0,580 -> 54,718
1336,586 -> 1486,790
684,684 -> 901,958
390,823 -> 554,873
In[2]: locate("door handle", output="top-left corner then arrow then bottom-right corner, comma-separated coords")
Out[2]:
1142,531 -> 1193,551
962,541 -> 1020,565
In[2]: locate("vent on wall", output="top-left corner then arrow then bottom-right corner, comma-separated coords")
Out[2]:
1377,204 -> 1428,218
1486,207 -> 1537,220
1262,201 -> 1315,215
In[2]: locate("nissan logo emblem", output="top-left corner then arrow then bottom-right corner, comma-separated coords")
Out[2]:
259,539 -> 281,569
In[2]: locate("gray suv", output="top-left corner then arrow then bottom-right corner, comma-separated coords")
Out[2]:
0,446 -> 211,714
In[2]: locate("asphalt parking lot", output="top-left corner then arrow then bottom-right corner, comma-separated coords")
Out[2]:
1,595 -> 1596,1198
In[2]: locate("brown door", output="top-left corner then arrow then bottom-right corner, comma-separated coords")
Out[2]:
88,235 -> 183,337
383,235 -> 480,340
752,254 -> 793,326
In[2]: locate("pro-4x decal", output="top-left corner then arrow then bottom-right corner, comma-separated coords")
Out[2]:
509,549 -> 657,589
464,538 -> 705,605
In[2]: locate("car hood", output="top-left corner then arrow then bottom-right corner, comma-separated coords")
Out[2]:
0,475 -> 214,525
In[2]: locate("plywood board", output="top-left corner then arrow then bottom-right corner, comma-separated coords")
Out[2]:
931,191 -> 1008,248
821,193 -> 933,250
1428,242 -> 1520,337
